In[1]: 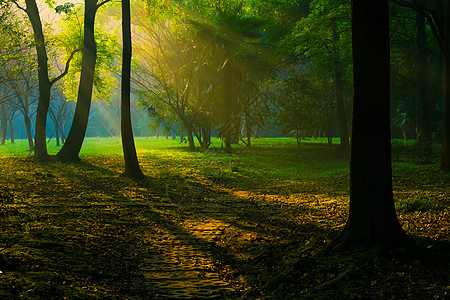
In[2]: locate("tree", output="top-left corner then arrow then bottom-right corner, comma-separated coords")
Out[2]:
133,18 -> 217,151
335,0 -> 408,248
192,5 -> 270,152
140,0 -> 271,150
56,0 -> 112,162
389,4 -> 424,141
55,7 -> 119,104
49,87 -> 70,146
121,0 -> 144,178
391,0 -> 450,171
415,11 -> 432,144
270,70 -> 330,148
3,59 -> 38,151
281,0 -> 352,151
12,0 -> 78,161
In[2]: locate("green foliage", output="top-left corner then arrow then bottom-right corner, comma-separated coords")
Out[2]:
55,6 -> 120,103
279,0 -> 352,81
269,69 -> 333,144
0,4 -> 34,72
55,3 -> 75,14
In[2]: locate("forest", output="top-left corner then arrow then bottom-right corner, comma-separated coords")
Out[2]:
0,0 -> 449,299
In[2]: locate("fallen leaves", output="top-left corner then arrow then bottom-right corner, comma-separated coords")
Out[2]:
0,145 -> 448,299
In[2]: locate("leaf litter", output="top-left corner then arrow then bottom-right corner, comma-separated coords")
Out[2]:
0,147 -> 448,299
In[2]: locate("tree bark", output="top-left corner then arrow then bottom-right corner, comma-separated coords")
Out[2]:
336,0 -> 407,249
57,0 -> 98,162
121,0 -> 144,178
24,0 -> 51,161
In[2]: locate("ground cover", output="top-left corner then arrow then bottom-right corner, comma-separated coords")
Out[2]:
0,138 -> 449,299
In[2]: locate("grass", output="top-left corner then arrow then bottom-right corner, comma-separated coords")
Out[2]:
0,137 -> 449,299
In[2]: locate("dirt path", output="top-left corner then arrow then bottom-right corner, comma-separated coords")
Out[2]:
139,214 -> 235,299
1,182 -> 273,299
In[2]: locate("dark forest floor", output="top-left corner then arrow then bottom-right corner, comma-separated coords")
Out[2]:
0,144 -> 449,299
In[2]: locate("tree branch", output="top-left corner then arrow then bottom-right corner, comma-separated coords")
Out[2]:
390,0 -> 446,52
50,48 -> 81,86
97,0 -> 112,9
11,0 -> 26,13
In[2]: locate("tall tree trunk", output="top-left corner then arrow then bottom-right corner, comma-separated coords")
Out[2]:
415,12 -> 431,144
336,0 -> 407,249
57,0 -> 98,162
24,0 -> 51,161
121,0 -> 144,178
332,20 -> 350,152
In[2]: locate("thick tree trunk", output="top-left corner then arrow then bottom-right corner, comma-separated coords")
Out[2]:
24,0 -> 51,161
121,0 -> 144,178
336,0 -> 407,249
415,12 -> 431,144
57,0 -> 98,162
332,20 -> 350,152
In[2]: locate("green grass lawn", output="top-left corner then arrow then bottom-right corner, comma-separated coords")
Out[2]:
0,137 -> 449,299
